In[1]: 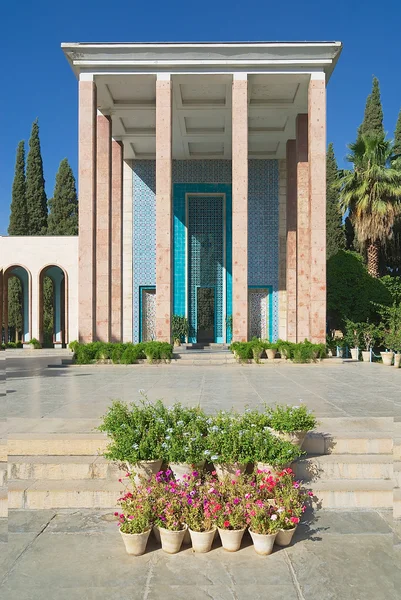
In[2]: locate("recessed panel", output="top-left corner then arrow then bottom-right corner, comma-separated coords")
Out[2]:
107,76 -> 156,105
248,140 -> 279,156
184,114 -> 225,134
248,115 -> 287,132
250,83 -> 299,104
180,83 -> 226,106
121,113 -> 156,134
130,138 -> 156,158
188,142 -> 224,156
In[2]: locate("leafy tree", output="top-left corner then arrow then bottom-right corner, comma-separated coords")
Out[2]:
26,119 -> 47,235
393,108 -> 401,159
327,251 -> 392,330
8,141 -> 28,235
326,143 -> 345,258
7,277 -> 23,342
336,134 -> 401,278
48,158 -> 78,235
380,275 -> 401,303
358,77 -> 384,138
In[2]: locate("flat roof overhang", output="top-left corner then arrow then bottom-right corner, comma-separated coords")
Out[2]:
62,41 -> 342,80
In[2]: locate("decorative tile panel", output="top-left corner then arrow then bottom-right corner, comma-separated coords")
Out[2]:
248,288 -> 269,340
141,288 -> 156,341
248,160 -> 279,340
133,161 -> 156,342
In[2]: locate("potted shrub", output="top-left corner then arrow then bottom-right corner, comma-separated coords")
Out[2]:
171,315 -> 189,346
359,321 -> 380,363
344,320 -> 360,360
28,338 -> 42,349
264,342 -> 277,361
206,411 -> 252,480
153,477 -> 187,553
253,433 -> 304,476
184,474 -> 217,553
248,501 -> 280,555
163,404 -> 207,478
267,404 -> 317,448
274,469 -> 312,547
115,486 -> 153,556
276,339 -> 293,360
233,342 -> 253,363
97,398 -> 166,483
209,475 -> 251,552
250,338 -> 265,362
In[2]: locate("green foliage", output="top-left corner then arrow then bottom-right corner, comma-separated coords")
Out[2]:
7,277 -> 23,341
380,275 -> 401,303
327,251 -> 392,329
374,301 -> 401,352
230,341 -> 253,362
48,158 -> 78,235
143,341 -> 173,363
42,277 -> 54,347
98,398 -> 169,463
206,411 -> 256,464
267,404 -> 317,433
358,321 -> 382,350
70,341 -> 171,365
8,141 -> 28,235
326,143 -> 345,259
26,119 -> 47,235
358,77 -> 384,138
344,320 -> 361,348
29,338 -> 42,349
171,315 -> 189,343
252,432 -> 303,466
161,404 -> 208,464
394,108 -> 401,159
4,341 -> 23,349
291,341 -> 326,363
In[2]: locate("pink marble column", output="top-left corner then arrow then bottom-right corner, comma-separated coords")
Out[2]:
78,80 -> 97,343
286,140 -> 297,342
0,270 -> 3,342
111,139 -> 123,342
232,75 -> 248,342
308,76 -> 327,343
96,113 -> 112,342
155,76 -> 172,342
296,114 -> 311,342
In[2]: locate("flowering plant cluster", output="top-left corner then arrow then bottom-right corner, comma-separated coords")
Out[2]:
267,403 -> 317,433
115,467 -> 312,537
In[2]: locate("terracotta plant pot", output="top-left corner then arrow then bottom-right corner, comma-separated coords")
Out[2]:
256,462 -> 291,476
381,351 -> 394,366
120,528 -> 151,556
362,351 -> 371,362
218,527 -> 246,552
214,463 -> 247,482
159,525 -> 187,554
275,526 -> 297,547
394,353 -> 401,368
126,459 -> 163,485
169,461 -> 205,481
266,349 -> 276,360
350,348 -> 359,360
274,431 -> 307,448
189,528 -> 216,553
249,530 -> 277,555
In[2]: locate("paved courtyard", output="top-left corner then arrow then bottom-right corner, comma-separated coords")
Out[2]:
4,357 -> 400,433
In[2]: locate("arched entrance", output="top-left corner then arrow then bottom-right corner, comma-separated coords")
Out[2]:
39,265 -> 68,347
2,265 -> 31,344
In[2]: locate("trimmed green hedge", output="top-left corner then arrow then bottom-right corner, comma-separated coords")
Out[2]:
230,339 -> 327,363
69,341 -> 173,364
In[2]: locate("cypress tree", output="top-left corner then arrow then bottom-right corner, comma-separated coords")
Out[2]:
326,143 -> 345,259
26,119 -> 47,235
8,141 -> 28,235
48,159 -> 78,235
358,77 -> 384,138
394,108 -> 401,159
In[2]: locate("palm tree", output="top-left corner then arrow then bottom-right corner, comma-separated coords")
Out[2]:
336,134 -> 401,277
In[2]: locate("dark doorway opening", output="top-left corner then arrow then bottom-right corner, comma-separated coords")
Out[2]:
197,287 -> 214,343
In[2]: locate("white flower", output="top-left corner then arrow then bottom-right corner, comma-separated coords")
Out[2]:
277,507 -> 285,513
177,420 -> 184,426
203,450 -> 211,456
165,435 -> 171,440
131,443 -> 139,450
270,514 -> 278,521
211,455 -> 219,461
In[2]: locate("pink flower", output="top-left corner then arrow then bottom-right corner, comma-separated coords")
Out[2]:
290,517 -> 300,524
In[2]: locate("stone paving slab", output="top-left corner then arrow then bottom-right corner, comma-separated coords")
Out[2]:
0,509 -> 399,599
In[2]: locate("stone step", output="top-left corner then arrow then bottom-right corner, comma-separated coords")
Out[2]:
0,463 -> 7,486
395,438 -> 401,461
394,489 -> 401,520
395,461 -> 401,488
0,441 -> 7,462
8,456 -> 125,481
310,479 -> 394,509
294,454 -> 394,481
8,434 -> 109,456
303,431 -> 393,455
0,487 -> 7,518
8,479 -> 122,510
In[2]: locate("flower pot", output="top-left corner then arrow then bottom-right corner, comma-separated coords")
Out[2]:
275,526 -> 297,547
249,530 -> 277,556
169,461 -> 205,480
120,528 -> 151,556
153,524 -> 161,543
256,462 -> 291,477
394,353 -> 401,368
126,459 -> 163,485
182,527 -> 191,545
362,350 -> 371,362
159,525 -> 187,554
274,431 -> 307,448
350,348 -> 358,360
381,351 -> 394,366
252,350 -> 263,360
218,527 -> 246,552
266,349 -> 276,360
189,528 -> 216,553
214,463 -> 247,482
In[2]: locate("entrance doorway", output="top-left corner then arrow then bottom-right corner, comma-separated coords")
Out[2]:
197,287 -> 215,343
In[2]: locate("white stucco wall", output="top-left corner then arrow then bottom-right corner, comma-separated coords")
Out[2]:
0,236 -> 79,342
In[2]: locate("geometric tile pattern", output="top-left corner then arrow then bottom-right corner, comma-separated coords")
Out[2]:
249,288 -> 268,340
188,195 -> 224,342
133,161 -> 156,342
141,287 -> 156,341
248,160 -> 279,340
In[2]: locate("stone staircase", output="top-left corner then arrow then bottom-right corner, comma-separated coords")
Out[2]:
5,418 -> 400,516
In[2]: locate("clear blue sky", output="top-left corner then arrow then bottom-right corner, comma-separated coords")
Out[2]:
1,0 -> 400,235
